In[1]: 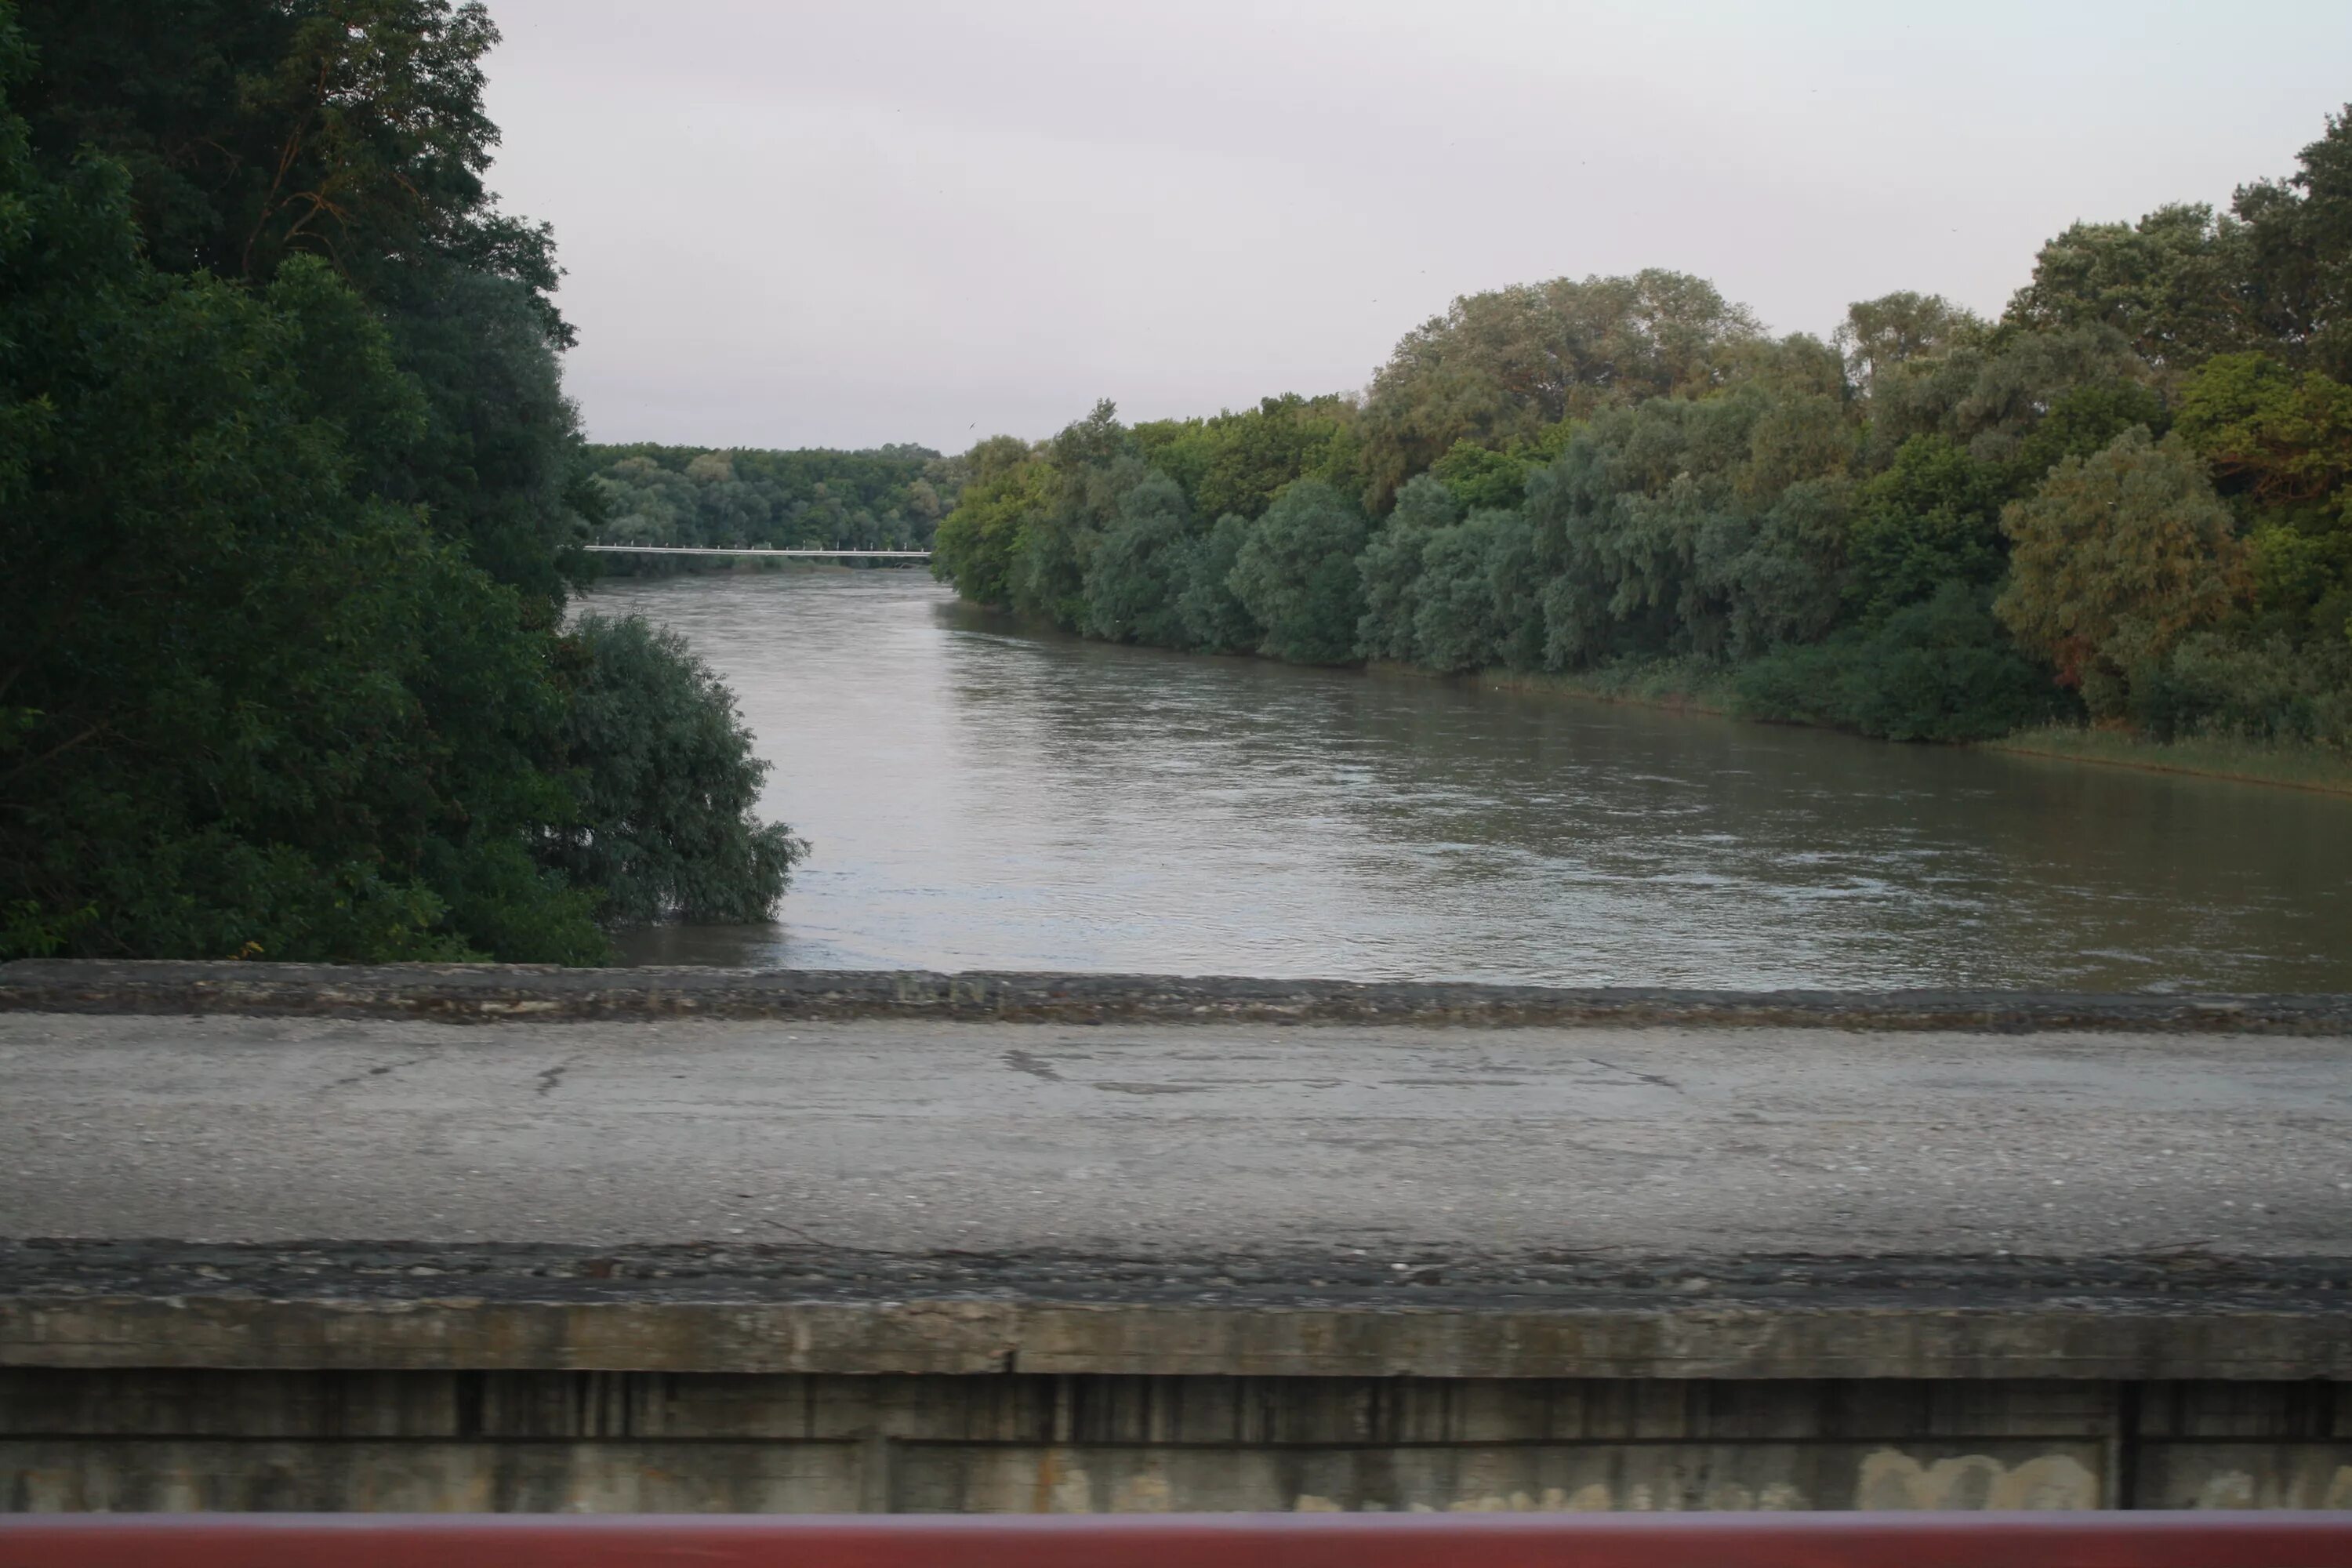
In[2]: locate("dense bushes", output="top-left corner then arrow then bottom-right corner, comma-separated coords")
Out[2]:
930,104 -> 2352,756
1735,586 -> 2072,742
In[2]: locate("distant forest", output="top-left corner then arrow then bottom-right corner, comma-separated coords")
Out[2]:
586,443 -> 963,553
928,108 -> 2352,751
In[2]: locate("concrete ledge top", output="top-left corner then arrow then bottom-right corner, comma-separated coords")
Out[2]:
6,960 -> 2350,1033
3,1242 -> 2346,1381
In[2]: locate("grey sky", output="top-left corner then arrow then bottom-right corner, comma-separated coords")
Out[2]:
481,1 -> 2352,455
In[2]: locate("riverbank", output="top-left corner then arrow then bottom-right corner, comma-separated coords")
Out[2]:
1982,724 -> 2352,797
1412,655 -> 2352,798
1458,657 -> 1735,715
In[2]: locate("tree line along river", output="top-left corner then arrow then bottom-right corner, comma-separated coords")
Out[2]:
590,570 -> 2351,992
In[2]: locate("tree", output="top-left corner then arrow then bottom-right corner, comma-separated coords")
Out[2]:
2232,104 -> 2352,379
1997,429 -> 2249,712
1177,514 -> 1261,654
1427,439 -> 1535,510
1413,510 -> 1537,674
1359,270 -> 1762,508
546,618 -> 802,926
1355,475 -> 1456,661
1707,477 -> 1853,657
0,56 -> 597,959
1083,473 -> 1196,646
931,448 -> 1044,608
1229,481 -> 1369,664
1526,376 -> 1850,668
1845,436 -> 2009,622
2005,204 -> 2257,372
2,0 -> 799,960
592,441 -> 948,554
1133,393 -> 1364,521
1865,325 -> 2151,471
1837,292 -> 1984,393
2171,353 -> 2352,504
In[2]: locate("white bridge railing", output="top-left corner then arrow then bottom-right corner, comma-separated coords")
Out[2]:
585,545 -> 930,559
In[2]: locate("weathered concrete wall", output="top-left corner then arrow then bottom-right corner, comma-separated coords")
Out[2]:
7,1243 -> 2347,1383
2,968 -> 2345,1515
7,959 -> 2350,1033
11,1293 -> 2352,1382
5,1370 -> 2348,1513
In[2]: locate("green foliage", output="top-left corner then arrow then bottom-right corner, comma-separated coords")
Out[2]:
1359,270 -> 1762,509
2244,514 -> 2352,641
1083,473 -> 1196,645
1867,325 -> 2148,474
1014,434 -> 1138,632
1177,514 -> 1261,654
930,450 -> 1043,608
1428,440 -> 1535,511
1229,482 -> 1369,664
2,0 -> 797,961
924,100 -> 2352,756
1845,436 -> 2008,621
2005,381 -> 2172,492
2171,354 -> 2352,504
1997,429 -> 2248,711
2005,204 -> 2259,371
1837,292 -> 1985,391
1527,369 -> 1856,667
0,203 -> 591,958
592,441 -> 952,552
1412,510 -> 1542,674
2128,630 -> 2352,747
1355,476 -> 1457,661
1132,394 -> 1363,521
545,617 -> 803,925
2232,105 -> 2352,381
15,0 -> 587,607
935,401 -> 1131,632
1735,585 -> 2068,742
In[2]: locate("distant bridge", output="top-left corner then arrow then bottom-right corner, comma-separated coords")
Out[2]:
584,545 -> 930,559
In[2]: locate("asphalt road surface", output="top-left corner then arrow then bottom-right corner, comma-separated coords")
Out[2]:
3,1014 -> 2347,1259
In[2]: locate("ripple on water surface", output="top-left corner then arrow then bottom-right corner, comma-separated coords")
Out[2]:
586,571 -> 2352,991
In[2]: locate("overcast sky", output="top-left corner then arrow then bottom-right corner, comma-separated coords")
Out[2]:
481,0 -> 2352,455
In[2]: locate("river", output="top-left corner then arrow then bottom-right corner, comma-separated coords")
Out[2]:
585,569 -> 2351,991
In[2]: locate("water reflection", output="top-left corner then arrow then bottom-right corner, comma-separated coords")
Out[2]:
590,571 -> 2350,990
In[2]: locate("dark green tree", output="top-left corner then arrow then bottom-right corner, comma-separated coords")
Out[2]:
1844,436 -> 2009,622
1083,473 -> 1196,646
1229,482 -> 1369,664
2,0 -> 800,959
546,618 -> 803,925
1176,514 -> 1261,654
1355,475 -> 1457,661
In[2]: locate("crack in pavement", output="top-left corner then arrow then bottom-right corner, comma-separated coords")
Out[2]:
326,1052 -> 438,1090
1002,1049 -> 1064,1083
1589,1056 -> 1684,1093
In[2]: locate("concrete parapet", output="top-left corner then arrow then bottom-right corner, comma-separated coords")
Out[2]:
6,1243 -> 2352,1512
5,960 -> 2351,1033
4,1243 -> 2347,1383
3,967 -> 2347,1513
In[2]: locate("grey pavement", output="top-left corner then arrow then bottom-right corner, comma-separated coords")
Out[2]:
2,1014 -> 2348,1259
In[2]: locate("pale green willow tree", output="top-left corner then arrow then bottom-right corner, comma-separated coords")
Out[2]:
1998,429 -> 2249,715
